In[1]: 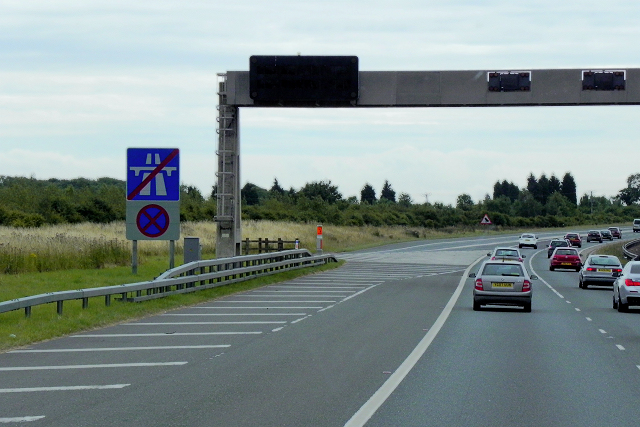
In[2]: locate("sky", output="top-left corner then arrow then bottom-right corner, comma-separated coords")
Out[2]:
1,0 -> 640,206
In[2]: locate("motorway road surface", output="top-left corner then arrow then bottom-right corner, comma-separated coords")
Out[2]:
1,230 -> 640,426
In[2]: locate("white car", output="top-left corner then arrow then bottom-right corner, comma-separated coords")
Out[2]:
518,233 -> 538,249
612,261 -> 640,312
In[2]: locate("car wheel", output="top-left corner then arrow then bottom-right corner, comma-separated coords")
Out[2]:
618,296 -> 628,313
523,303 -> 532,313
613,294 -> 618,309
575,267 -> 580,272
518,244 -> 522,248
473,300 -> 481,311
583,282 -> 589,289
549,265 -> 555,271
534,245 -> 538,249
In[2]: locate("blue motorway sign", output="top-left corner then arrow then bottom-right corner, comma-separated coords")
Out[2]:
127,148 -> 180,201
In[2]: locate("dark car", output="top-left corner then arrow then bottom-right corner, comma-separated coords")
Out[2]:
547,239 -> 570,258
586,230 -> 603,243
608,227 -> 622,239
601,229 -> 614,241
564,232 -> 582,247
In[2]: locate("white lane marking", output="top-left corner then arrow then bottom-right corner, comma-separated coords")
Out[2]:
215,300 -> 337,303
0,384 -> 130,393
343,255 -> 485,427
10,345 -> 230,353
599,329 -> 607,334
528,253 -> 564,299
126,321 -> 286,325
0,416 -> 45,422
575,308 -> 581,312
617,345 -> 626,351
162,313 -> 307,316
268,286 -> 367,289
272,327 -> 285,332
291,316 -> 311,324
236,295 -> 344,298
194,306 -> 323,309
586,317 -> 592,321
339,285 -> 379,303
73,332 -> 261,337
318,305 -> 335,313
252,290 -> 351,294
0,362 -> 187,371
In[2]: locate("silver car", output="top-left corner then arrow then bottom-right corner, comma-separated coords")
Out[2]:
487,247 -> 525,263
612,261 -> 640,312
578,254 -> 623,288
470,261 -> 536,312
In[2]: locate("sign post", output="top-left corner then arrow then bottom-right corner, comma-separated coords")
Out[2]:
316,224 -> 323,255
126,148 -> 180,272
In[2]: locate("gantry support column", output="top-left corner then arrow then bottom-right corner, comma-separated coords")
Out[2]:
215,74 -> 241,258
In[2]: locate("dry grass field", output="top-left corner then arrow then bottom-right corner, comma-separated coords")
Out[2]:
0,220 -> 486,274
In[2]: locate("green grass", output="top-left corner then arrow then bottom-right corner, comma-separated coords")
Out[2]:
0,257 -> 343,352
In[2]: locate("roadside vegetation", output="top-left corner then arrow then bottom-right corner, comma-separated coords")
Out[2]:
1,171 -> 639,351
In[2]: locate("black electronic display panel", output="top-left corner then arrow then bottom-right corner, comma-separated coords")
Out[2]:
582,70 -> 625,91
249,55 -> 359,106
487,71 -> 531,92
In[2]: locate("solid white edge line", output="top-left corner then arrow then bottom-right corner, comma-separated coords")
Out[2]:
10,345 -> 229,353
0,362 -> 187,371
343,255 -> 484,427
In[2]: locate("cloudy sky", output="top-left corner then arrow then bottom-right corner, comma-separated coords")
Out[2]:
2,0 -> 639,205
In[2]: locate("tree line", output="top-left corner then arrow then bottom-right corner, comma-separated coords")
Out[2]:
1,173 -> 639,229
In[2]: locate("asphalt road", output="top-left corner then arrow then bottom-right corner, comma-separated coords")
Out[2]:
1,230 -> 639,426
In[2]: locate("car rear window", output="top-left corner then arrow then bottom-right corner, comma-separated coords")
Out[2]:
482,264 -> 523,276
590,257 -> 620,266
496,250 -> 517,257
630,265 -> 640,274
556,249 -> 575,255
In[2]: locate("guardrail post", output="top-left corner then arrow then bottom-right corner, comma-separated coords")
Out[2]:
57,301 -> 63,316
25,306 -> 31,318
82,298 -> 89,309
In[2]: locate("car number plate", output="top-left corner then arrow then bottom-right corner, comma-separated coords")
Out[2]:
561,262 -> 572,265
597,268 -> 612,272
492,282 -> 513,288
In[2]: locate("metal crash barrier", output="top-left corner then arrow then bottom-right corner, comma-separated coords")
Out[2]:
0,250 -> 337,318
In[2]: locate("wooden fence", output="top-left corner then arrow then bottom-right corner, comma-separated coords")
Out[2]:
243,238 -> 299,255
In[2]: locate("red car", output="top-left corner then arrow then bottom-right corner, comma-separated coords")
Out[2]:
608,227 -> 622,239
564,232 -> 582,248
550,247 -> 582,271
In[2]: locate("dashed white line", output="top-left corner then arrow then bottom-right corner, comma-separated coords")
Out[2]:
616,345 -> 626,351
586,317 -> 592,321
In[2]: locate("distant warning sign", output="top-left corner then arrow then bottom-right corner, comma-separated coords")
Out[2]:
127,148 -> 180,201
480,214 -> 492,225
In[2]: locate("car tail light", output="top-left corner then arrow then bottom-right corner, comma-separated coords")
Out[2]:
613,268 -> 622,273
491,257 -> 496,260
625,279 -> 640,286
522,280 -> 531,292
519,258 -> 523,262
586,267 -> 597,272
475,279 -> 483,290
